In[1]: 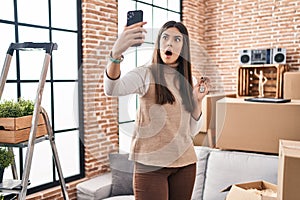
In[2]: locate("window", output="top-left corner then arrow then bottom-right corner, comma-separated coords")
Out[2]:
117,0 -> 181,152
0,0 -> 83,193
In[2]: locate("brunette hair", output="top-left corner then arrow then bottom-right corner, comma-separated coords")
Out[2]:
151,21 -> 195,112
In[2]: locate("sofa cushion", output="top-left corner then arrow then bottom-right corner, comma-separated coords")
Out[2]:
102,195 -> 134,200
109,153 -> 134,196
76,173 -> 112,200
202,150 -> 278,200
191,146 -> 212,200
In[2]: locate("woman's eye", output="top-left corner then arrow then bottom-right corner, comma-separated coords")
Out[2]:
175,37 -> 181,42
162,35 -> 168,40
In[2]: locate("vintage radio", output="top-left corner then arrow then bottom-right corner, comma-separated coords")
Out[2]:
239,48 -> 286,65
251,49 -> 272,64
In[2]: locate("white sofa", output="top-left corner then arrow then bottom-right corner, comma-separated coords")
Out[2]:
77,146 -> 278,200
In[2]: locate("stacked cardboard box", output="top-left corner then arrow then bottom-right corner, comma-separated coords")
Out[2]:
283,71 -> 300,100
194,93 -> 235,147
216,97 -> 300,154
277,140 -> 300,200
220,65 -> 300,199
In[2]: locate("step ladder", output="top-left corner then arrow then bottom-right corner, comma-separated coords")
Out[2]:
0,42 -> 69,200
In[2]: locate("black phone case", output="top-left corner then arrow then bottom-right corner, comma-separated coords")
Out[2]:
126,10 -> 143,26
126,10 -> 143,47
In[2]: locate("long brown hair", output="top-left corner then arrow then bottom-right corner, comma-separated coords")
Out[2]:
151,21 -> 195,112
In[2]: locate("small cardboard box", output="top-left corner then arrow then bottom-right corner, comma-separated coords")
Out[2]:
193,132 -> 209,146
277,140 -> 300,200
224,181 -> 277,200
283,72 -> 300,100
199,93 -> 235,147
216,97 -> 300,154
200,93 -> 236,133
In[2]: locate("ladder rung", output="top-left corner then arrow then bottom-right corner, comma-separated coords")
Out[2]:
0,180 -> 23,191
7,42 -> 58,55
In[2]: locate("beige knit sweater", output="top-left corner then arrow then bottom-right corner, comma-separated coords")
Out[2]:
104,65 -> 203,167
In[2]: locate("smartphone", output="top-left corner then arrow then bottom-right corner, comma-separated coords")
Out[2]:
127,10 -> 143,26
126,10 -> 143,46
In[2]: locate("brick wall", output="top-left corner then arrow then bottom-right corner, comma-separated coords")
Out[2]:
27,0 -> 300,199
26,180 -> 80,200
81,0 -> 119,179
183,0 -> 300,92
182,0 -> 208,79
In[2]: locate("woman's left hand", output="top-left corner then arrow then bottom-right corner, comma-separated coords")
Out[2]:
191,77 -> 209,120
193,77 -> 209,102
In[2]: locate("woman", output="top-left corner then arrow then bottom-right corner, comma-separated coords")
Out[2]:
104,20 -> 208,200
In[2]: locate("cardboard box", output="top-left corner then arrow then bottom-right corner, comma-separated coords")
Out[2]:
277,140 -> 300,200
199,93 -> 235,147
284,72 -> 300,100
200,93 -> 236,133
223,181 -> 277,200
216,97 -> 300,154
193,132 -> 209,146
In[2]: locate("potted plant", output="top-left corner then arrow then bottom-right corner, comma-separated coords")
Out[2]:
0,98 -> 47,144
0,147 -> 14,183
0,98 -> 34,118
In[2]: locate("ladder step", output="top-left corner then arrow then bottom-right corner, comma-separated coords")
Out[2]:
7,42 -> 58,55
0,179 -> 31,191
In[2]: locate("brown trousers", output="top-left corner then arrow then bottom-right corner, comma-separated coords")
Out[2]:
133,162 -> 196,200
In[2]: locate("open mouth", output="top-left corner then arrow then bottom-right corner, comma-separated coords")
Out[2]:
165,50 -> 173,56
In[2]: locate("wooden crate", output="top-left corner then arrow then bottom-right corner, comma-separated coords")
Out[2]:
237,64 -> 289,98
0,114 -> 47,144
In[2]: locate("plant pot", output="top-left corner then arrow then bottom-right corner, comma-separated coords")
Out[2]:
0,114 -> 47,144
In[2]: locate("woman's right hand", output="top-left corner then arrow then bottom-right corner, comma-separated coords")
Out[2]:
111,22 -> 147,58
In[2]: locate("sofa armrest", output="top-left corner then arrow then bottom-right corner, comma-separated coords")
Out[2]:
77,172 -> 112,200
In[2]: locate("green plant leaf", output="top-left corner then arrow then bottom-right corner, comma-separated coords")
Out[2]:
0,98 -> 34,118
0,148 -> 14,169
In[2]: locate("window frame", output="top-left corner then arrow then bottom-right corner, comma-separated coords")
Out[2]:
0,0 -> 84,194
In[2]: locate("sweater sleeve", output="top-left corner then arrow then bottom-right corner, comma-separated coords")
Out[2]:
190,113 -> 203,137
189,76 -> 204,137
104,66 -> 150,97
